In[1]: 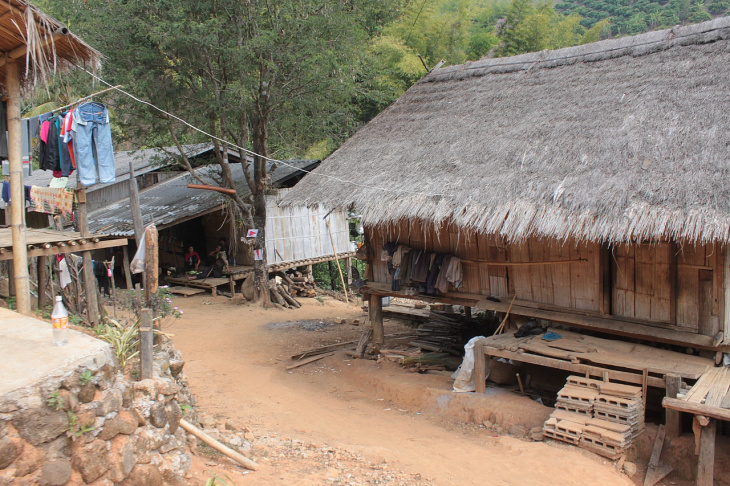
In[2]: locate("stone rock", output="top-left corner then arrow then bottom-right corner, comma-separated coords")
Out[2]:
482,420 -> 492,428
508,425 -> 526,438
13,443 -> 43,476
38,459 -> 72,486
121,386 -> 134,409
133,380 -> 157,399
97,388 -> 123,416
72,440 -> 110,483
107,436 -> 137,483
139,427 -> 168,451
530,432 -> 544,441
169,360 -> 185,378
149,403 -> 168,428
198,414 -> 215,428
530,426 -> 542,434
76,411 -> 96,431
120,464 -> 163,486
12,408 -> 68,446
0,399 -> 19,414
159,437 -> 180,454
97,411 -> 138,441
623,462 -> 637,477
241,276 -> 255,300
166,401 -> 182,435
57,390 -> 78,412
131,408 -> 147,427
229,435 -> 242,447
0,436 -> 21,469
156,380 -> 181,396
77,383 -> 96,404
224,420 -> 237,431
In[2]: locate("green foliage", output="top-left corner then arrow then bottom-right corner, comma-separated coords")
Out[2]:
180,404 -> 193,415
79,370 -> 94,386
97,318 -> 140,367
205,470 -> 233,486
47,391 -> 64,411
6,297 -> 16,310
111,287 -> 182,329
67,411 -> 94,440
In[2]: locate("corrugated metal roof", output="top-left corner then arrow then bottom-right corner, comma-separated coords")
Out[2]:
88,159 -> 319,236
22,143 -> 209,189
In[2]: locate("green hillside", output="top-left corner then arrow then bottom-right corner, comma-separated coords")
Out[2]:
555,0 -> 729,36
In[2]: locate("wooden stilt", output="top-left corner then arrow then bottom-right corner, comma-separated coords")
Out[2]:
665,374 -> 681,439
37,256 -> 48,308
697,418 -> 717,486
5,61 -> 30,315
474,339 -> 487,394
122,245 -> 133,289
77,190 -> 99,325
464,306 -> 472,319
369,293 -> 384,345
139,308 -> 154,380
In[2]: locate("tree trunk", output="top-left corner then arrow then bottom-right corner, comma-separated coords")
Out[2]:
251,111 -> 270,305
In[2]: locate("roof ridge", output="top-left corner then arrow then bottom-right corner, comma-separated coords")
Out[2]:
424,17 -> 730,82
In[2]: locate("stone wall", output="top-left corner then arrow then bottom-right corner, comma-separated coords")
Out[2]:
0,336 -> 195,486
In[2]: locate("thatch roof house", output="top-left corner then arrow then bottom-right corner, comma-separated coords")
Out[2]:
284,18 -> 730,361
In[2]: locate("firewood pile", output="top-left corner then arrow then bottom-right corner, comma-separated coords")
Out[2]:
410,309 -> 499,356
542,375 -> 644,459
268,268 -> 317,308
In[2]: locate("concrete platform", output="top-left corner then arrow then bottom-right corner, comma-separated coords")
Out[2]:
0,307 -> 114,407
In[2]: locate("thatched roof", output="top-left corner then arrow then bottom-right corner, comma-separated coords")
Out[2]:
0,0 -> 100,89
282,18 -> 730,245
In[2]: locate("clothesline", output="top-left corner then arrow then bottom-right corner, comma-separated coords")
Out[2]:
21,85 -> 122,122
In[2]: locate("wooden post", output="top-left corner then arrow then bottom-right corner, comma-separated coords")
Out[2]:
128,160 -> 144,246
665,373 -> 681,439
464,306 -> 472,319
77,189 -> 99,325
326,218 -> 349,305
474,339 -> 487,394
7,262 -> 15,297
723,245 -> 730,343
369,293 -> 384,345
699,273 -> 717,337
122,245 -> 133,289
5,61 -> 30,315
345,256 -> 353,287
144,225 -> 158,306
697,418 -> 717,486
37,256 -> 48,308
139,308 -> 154,379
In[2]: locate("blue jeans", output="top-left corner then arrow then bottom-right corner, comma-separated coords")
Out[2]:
74,102 -> 115,185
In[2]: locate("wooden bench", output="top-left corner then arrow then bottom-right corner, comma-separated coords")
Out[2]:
166,265 -> 253,296
663,367 -> 730,486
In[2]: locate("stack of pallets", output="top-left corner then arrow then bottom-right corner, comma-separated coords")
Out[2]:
543,376 -> 644,459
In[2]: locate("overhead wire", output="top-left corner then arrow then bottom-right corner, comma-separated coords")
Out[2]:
73,64 -> 453,199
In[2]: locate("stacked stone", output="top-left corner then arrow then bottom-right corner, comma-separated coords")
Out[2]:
543,376 -> 644,459
0,336 -> 196,485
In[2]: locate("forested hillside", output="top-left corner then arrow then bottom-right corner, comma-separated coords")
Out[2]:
556,0 -> 729,35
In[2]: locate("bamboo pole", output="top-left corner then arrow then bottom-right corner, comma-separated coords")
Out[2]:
325,218 -> 349,305
0,30 -> 68,69
5,61 -> 30,315
179,419 -> 258,471
77,190 -> 99,324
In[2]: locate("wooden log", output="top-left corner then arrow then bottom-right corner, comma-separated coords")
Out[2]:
665,374 -> 682,439
274,271 -> 294,286
279,285 -> 301,308
270,286 -> 288,307
697,419 -> 717,486
5,61 -> 30,315
179,419 -> 258,471
139,309 -> 154,380
356,328 -> 373,357
369,294 -> 384,345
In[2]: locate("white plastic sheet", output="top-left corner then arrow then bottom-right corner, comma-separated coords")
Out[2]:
452,335 -> 488,393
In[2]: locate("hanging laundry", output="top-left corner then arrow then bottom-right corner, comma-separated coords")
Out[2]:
39,116 -> 60,171
444,255 -> 463,289
29,116 -> 40,138
28,186 -> 75,215
72,101 -> 116,186
58,256 -> 71,289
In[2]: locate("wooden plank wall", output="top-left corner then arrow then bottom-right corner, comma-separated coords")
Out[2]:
366,221 -> 725,337
366,220 -> 599,311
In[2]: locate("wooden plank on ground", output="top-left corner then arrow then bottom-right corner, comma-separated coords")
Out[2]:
167,286 -> 205,296
643,425 -> 668,486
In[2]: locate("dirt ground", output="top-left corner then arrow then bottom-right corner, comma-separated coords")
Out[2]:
164,294 -> 642,486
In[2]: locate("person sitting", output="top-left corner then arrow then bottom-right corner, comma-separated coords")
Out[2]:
184,246 -> 200,271
198,245 -> 230,279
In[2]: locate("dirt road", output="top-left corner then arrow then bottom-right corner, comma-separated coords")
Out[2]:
168,294 -> 632,485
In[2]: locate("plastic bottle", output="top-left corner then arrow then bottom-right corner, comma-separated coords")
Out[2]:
51,296 -> 69,346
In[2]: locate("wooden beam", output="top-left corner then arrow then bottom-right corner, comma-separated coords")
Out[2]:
37,255 -> 48,308
483,345 -> 666,387
724,245 -> 730,344
369,294 -> 384,346
187,183 -> 236,196
474,339 -> 487,394
0,238 -> 128,261
122,245 -> 133,290
459,258 -> 587,266
5,61 -> 30,315
643,425 -> 667,486
662,397 -> 730,422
